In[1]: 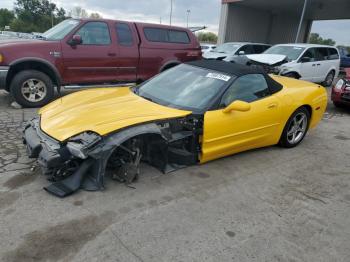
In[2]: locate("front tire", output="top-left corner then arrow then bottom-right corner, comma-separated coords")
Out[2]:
10,70 -> 54,108
279,107 -> 310,148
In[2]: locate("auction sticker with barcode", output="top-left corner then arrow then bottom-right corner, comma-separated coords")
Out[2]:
206,72 -> 231,82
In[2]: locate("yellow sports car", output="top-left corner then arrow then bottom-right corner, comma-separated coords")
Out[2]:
23,60 -> 327,197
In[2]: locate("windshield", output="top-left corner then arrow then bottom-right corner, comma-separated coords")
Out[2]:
213,43 -> 241,54
42,19 -> 80,40
264,45 -> 305,61
136,64 -> 233,111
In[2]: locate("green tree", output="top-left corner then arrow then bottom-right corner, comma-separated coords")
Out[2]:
0,8 -> 15,30
196,32 -> 218,43
308,33 -> 336,46
11,0 -> 67,33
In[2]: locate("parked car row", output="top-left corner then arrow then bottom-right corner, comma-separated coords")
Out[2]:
0,18 -> 202,107
203,42 -> 340,87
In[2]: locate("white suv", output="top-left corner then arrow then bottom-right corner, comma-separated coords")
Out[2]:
251,44 -> 340,86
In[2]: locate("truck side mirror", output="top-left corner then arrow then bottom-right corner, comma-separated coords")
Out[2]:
238,50 -> 245,55
69,35 -> 82,46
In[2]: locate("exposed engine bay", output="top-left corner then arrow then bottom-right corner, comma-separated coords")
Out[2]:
23,115 -> 203,197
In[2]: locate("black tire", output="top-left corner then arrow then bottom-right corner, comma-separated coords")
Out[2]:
283,72 -> 299,79
279,107 -> 310,148
323,70 -> 335,87
10,70 -> 54,108
333,101 -> 343,108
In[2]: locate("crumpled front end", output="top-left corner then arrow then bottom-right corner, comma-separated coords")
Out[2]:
23,115 -> 202,198
23,118 -> 105,197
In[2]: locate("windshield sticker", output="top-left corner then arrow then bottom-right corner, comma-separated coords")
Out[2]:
206,72 -> 231,82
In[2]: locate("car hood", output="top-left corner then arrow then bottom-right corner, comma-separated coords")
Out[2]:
203,51 -> 228,60
0,38 -> 40,46
39,87 -> 192,141
246,54 -> 287,65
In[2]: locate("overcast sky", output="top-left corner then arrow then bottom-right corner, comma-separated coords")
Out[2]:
2,0 -> 350,45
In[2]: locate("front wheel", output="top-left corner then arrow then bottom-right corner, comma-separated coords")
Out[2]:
10,70 -> 54,108
279,107 -> 310,148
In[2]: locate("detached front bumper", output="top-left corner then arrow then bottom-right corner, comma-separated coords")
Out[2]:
0,66 -> 9,90
23,118 -> 104,197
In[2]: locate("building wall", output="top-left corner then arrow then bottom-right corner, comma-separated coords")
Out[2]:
221,5 -> 272,44
218,3 -> 312,44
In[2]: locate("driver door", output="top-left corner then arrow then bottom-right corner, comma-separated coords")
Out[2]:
201,74 -> 282,163
61,21 -> 118,84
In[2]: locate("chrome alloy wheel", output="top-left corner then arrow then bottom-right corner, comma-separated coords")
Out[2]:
21,79 -> 47,102
287,112 -> 308,144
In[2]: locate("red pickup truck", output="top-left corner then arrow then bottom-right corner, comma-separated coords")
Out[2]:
0,19 -> 201,107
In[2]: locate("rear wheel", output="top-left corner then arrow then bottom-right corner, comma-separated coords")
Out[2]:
323,71 -> 335,87
279,107 -> 310,148
10,70 -> 54,108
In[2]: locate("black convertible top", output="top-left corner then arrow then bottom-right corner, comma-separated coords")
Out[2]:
186,59 -> 283,94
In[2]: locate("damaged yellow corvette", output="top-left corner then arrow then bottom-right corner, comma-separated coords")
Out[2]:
23,60 -> 327,197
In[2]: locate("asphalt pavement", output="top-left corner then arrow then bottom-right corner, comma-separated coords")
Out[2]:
0,88 -> 350,262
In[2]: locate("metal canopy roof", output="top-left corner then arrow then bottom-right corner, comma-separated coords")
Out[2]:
223,0 -> 350,20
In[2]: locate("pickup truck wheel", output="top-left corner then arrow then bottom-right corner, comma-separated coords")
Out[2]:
10,70 -> 54,108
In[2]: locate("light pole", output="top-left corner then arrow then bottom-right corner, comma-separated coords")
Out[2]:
186,9 -> 191,28
295,0 -> 308,43
170,0 -> 173,25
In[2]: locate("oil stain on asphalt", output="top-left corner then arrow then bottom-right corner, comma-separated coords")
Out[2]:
2,211 -> 116,262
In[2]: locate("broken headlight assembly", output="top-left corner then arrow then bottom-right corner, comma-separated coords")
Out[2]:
66,132 -> 102,159
334,78 -> 350,91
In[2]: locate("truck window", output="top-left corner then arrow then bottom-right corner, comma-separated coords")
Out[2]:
144,27 -> 190,44
168,30 -> 190,43
116,23 -> 134,46
75,22 -> 111,45
144,28 -> 169,42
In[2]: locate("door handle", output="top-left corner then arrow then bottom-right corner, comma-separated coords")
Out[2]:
108,52 -> 116,56
317,63 -> 321,66
268,103 -> 277,109
312,64 -> 316,66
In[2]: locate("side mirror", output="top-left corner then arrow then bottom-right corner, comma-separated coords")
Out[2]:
238,50 -> 245,55
300,57 -> 311,63
223,100 -> 251,113
69,35 -> 82,46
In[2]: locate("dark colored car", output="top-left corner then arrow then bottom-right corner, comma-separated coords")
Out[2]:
0,18 -> 201,107
332,68 -> 350,108
338,46 -> 350,68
